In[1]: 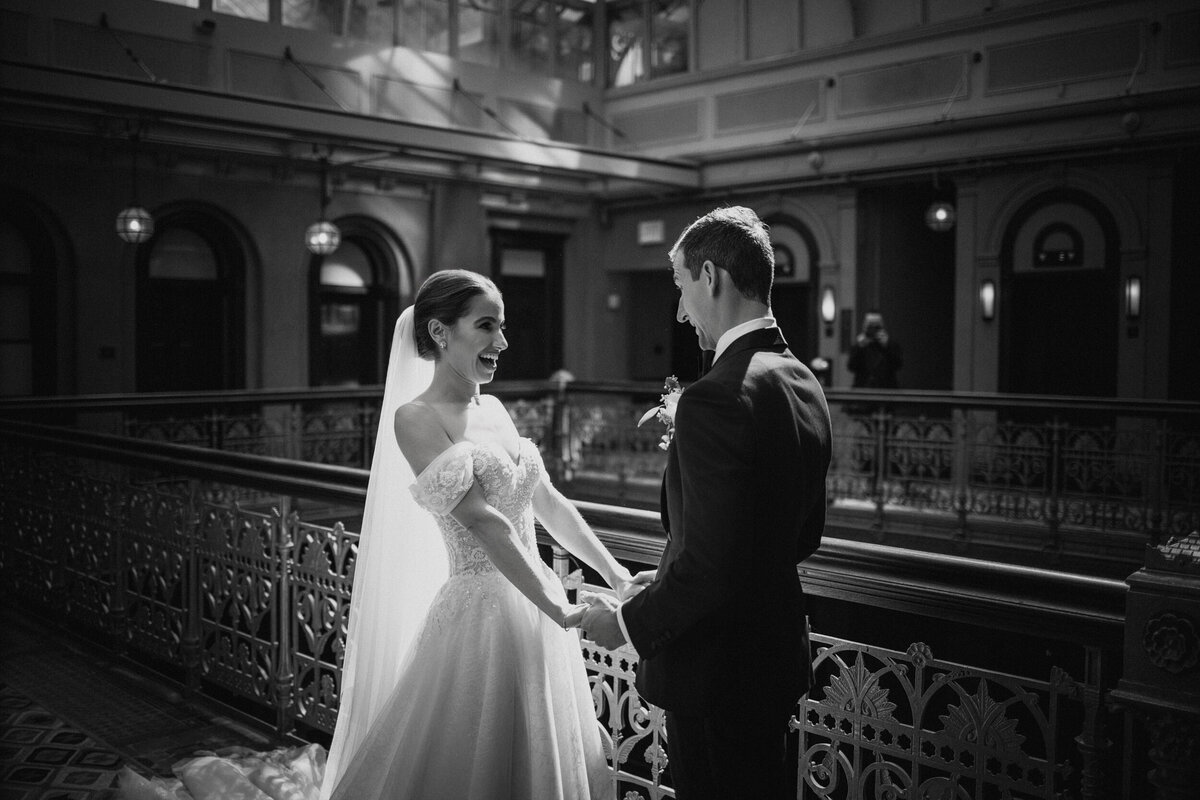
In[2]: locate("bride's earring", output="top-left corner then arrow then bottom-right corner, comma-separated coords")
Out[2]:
438,340 -> 447,349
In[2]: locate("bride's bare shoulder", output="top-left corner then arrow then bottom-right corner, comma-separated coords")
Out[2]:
394,401 -> 452,471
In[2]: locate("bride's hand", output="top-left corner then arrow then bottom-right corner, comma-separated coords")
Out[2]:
561,603 -> 590,630
616,569 -> 656,602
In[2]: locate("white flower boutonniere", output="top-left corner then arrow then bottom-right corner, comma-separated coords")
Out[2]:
637,375 -> 682,451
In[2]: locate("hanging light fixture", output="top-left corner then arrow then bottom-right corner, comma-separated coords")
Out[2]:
116,127 -> 154,244
925,200 -> 956,232
305,155 -> 340,255
925,170 -> 956,233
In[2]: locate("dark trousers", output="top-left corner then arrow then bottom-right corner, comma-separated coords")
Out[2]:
665,702 -> 794,800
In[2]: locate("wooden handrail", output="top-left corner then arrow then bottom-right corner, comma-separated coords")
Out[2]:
0,419 -> 367,505
2,383 -> 1197,416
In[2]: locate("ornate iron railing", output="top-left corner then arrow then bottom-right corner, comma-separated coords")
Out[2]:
0,421 -> 1135,798
2,386 -> 1196,562
797,638 -> 1073,799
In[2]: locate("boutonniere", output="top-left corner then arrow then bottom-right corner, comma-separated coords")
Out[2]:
637,375 -> 682,451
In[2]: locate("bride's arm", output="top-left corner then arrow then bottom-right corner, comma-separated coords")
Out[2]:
478,394 -> 635,595
449,485 -> 584,627
532,478 -> 633,594
395,400 -> 582,627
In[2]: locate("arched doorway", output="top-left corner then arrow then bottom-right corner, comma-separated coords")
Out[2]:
999,190 -> 1119,397
763,215 -> 819,363
136,206 -> 247,392
309,216 -> 411,387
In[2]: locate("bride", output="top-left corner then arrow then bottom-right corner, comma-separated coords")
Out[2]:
121,270 -> 638,800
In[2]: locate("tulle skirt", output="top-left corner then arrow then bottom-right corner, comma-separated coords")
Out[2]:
120,572 -> 611,800
329,571 -> 612,800
117,744 -> 325,800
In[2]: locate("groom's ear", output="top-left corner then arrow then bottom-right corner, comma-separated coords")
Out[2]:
701,260 -> 720,296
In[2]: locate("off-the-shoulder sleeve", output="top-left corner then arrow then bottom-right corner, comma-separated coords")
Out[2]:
409,441 -> 475,516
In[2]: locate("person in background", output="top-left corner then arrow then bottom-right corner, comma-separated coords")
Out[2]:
848,310 -> 902,389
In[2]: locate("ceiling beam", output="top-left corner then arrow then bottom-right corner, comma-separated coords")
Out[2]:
0,61 -> 701,194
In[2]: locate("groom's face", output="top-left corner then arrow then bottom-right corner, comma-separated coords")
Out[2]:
671,249 -> 716,350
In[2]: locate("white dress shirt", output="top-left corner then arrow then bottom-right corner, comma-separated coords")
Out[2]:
711,315 -> 777,366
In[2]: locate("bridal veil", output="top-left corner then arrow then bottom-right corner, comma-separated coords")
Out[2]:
320,306 -> 445,798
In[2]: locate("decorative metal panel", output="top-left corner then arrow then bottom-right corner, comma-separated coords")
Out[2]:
291,519 -> 358,733
582,641 -> 672,800
797,635 -> 1075,799
300,404 -> 374,467
122,484 -> 193,664
196,499 -> 282,706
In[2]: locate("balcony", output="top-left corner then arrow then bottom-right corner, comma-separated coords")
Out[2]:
2,385 -> 1199,797
4,383 -> 1196,576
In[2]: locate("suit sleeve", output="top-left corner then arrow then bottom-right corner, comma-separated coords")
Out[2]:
622,379 -> 753,659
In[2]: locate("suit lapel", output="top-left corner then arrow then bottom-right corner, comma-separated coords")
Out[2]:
661,328 -> 784,558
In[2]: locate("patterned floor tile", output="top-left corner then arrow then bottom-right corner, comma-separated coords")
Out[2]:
0,610 -> 310,797
0,684 -> 122,800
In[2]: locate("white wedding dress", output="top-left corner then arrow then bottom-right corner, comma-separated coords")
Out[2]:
120,437 -> 612,800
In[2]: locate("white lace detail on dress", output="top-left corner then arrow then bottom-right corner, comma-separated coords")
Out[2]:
408,439 -> 544,644
409,438 -> 542,578
409,441 -> 476,516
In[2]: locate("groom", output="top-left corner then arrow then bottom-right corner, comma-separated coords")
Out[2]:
582,206 -> 832,799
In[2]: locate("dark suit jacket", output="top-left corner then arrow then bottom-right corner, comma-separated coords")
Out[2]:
622,327 -> 832,713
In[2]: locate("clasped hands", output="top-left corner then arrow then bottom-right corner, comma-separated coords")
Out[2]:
561,570 -> 655,650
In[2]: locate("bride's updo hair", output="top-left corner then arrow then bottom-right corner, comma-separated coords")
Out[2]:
413,269 -> 501,360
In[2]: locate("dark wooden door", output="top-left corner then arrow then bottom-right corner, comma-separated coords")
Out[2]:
490,231 -> 564,380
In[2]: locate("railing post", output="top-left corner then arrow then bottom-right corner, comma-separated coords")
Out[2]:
872,405 -> 888,529
952,408 -> 970,544
1074,646 -> 1112,800
207,409 -> 221,450
362,399 -> 374,469
1149,419 -> 1168,548
181,479 -> 203,694
288,402 -> 303,462
549,377 -> 573,486
109,486 -> 130,656
274,498 -> 297,736
1111,533 -> 1200,800
1046,416 -> 1064,554
551,543 -> 583,604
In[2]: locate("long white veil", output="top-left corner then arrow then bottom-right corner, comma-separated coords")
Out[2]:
320,306 -> 445,797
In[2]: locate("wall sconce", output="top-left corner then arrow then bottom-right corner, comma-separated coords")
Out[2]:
305,155 -> 341,255
116,128 -> 154,244
925,201 -> 956,232
979,279 -> 996,321
1124,276 -> 1141,320
820,286 -> 837,336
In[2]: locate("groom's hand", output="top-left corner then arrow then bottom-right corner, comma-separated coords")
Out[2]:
580,599 -> 626,650
615,569 -> 655,602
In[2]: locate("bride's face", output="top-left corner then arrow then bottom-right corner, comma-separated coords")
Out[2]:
443,291 -> 508,384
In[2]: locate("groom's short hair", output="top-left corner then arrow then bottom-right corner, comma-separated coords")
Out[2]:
670,206 -> 773,305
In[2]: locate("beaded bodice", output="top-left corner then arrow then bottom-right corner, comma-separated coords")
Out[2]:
410,438 -> 542,577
